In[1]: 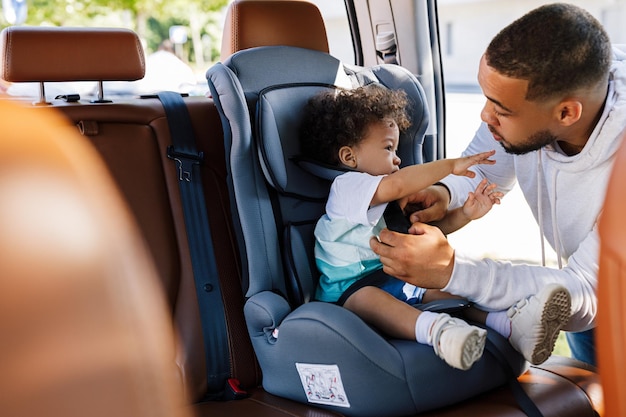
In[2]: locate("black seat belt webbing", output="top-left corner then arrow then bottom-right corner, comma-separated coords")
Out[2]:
485,336 -> 544,417
157,91 -> 230,395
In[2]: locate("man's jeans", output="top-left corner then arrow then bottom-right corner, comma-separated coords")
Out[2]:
566,328 -> 596,367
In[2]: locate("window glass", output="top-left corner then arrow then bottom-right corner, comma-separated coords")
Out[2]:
1,0 -> 354,99
308,0 -> 354,63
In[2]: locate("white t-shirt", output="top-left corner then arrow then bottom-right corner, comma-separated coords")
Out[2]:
314,171 -> 388,302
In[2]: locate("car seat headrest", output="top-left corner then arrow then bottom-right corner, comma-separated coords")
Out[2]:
220,0 -> 329,61
0,26 -> 145,83
257,84 -> 339,200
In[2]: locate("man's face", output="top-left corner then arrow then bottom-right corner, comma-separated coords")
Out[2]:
477,55 -> 560,155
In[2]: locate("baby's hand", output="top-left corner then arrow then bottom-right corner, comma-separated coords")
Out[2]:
462,178 -> 503,220
451,150 -> 496,177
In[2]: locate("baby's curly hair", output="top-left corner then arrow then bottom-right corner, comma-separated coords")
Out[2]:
299,84 -> 411,166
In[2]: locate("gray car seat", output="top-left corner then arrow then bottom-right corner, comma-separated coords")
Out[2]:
206,44 -> 526,416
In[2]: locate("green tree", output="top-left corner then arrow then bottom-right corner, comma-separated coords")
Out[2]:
4,0 -> 229,67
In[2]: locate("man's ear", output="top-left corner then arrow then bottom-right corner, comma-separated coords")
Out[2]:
338,145 -> 357,168
555,99 -> 583,126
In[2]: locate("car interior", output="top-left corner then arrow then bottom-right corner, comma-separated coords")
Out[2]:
0,0 -> 618,416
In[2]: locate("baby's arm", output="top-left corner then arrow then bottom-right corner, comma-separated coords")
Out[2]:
431,178 -> 502,235
372,150 -> 496,206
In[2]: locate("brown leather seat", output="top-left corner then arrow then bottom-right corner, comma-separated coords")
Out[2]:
0,100 -> 190,417
597,128 -> 626,417
1,25 -> 257,404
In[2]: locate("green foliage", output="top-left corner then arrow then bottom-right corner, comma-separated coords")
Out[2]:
1,0 -> 229,66
146,16 -> 181,52
12,0 -> 228,27
553,331 -> 572,357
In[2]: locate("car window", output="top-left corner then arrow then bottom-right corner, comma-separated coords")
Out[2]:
308,0 -> 354,64
1,0 -> 354,100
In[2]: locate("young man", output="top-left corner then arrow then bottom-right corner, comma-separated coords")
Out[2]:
370,3 -> 624,366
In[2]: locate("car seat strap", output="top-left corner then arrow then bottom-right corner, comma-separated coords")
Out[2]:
157,91 -> 232,397
383,200 -> 412,234
485,336 -> 544,417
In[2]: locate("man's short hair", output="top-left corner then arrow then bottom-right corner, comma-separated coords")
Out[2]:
485,3 -> 612,101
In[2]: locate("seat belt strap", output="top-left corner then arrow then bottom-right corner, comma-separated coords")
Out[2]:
485,336 -> 544,417
383,200 -> 411,233
157,91 -> 231,395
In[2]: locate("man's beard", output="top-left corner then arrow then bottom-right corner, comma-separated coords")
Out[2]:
499,129 -> 558,155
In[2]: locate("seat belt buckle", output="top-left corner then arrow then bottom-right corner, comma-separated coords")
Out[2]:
167,145 -> 204,182
224,378 -> 249,400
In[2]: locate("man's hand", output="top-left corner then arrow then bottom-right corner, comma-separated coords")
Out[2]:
406,185 -> 450,223
369,223 -> 455,289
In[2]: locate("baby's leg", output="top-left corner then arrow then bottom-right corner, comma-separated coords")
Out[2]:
427,285 -> 571,365
344,286 -> 486,370
343,285 -> 419,340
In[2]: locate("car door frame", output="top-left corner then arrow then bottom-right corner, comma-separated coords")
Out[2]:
345,0 -> 446,161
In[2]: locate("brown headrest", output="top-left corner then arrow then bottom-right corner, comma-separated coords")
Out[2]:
220,0 -> 329,61
1,26 -> 145,82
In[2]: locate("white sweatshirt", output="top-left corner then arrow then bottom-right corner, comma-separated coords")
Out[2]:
440,46 -> 626,332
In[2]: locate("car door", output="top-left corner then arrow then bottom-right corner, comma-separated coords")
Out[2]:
346,0 -> 445,162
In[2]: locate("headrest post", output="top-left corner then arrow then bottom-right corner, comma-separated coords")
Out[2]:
34,82 -> 51,106
91,80 -> 112,104
1,27 -> 145,101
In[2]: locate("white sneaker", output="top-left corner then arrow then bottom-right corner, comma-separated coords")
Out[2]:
507,283 -> 571,365
430,313 -> 487,371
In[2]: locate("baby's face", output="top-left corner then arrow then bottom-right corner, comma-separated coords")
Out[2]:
351,120 -> 401,176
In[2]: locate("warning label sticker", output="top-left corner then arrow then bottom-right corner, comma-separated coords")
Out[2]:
295,363 -> 350,408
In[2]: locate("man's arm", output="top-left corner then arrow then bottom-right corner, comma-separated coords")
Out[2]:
370,223 -> 599,332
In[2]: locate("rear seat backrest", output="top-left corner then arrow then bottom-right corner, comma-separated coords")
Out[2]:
1,26 -> 259,402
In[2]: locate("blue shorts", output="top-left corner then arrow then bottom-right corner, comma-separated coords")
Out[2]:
336,269 -> 424,306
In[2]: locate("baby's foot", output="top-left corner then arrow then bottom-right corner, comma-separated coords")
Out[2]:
430,313 -> 487,370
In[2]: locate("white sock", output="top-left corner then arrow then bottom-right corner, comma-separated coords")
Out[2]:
414,311 -> 439,345
486,311 -> 511,338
